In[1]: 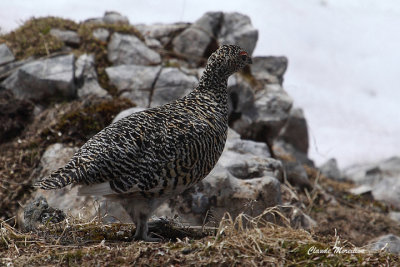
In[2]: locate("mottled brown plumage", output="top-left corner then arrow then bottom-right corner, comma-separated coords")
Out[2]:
35,45 -> 252,241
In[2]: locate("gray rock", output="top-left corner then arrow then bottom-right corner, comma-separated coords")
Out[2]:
92,28 -> 110,42
103,11 -> 129,25
368,234 -> 400,254
75,54 -> 109,99
349,184 -> 373,195
282,161 -> 311,190
218,12 -> 258,56
106,64 -> 162,107
135,23 -> 189,46
277,107 -> 309,154
273,139 -> 314,167
228,73 -> 257,132
173,27 -> 212,59
372,177 -> 400,209
1,54 -> 75,102
173,12 -> 222,59
50,29 -> 80,45
219,129 -> 283,180
389,211 -> 400,224
173,12 -> 257,58
151,67 -> 198,107
84,17 -> 104,25
0,43 -> 15,65
344,156 -> 400,185
251,56 -> 288,85
0,57 -> 34,80
84,11 -> 129,26
23,196 -> 66,231
144,37 -> 162,49
239,84 -> 293,147
285,206 -> 317,230
319,158 -> 341,181
165,165 -> 282,225
195,11 -> 223,37
136,23 -> 189,39
38,143 -> 79,178
108,33 -> 161,66
344,157 -> 400,209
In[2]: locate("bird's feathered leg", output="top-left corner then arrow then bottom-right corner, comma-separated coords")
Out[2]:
119,198 -> 163,242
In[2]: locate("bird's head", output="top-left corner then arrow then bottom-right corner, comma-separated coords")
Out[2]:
206,45 -> 252,78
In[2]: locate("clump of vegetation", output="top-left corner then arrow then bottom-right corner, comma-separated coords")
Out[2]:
49,98 -> 134,144
0,17 -> 78,59
1,209 -> 397,266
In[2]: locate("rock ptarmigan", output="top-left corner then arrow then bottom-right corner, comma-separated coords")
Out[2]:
35,45 -> 252,241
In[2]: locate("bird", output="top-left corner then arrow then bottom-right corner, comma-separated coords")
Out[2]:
35,44 -> 252,242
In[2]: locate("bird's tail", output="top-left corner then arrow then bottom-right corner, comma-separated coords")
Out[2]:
34,166 -> 81,190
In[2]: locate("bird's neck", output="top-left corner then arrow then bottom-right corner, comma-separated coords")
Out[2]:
195,66 -> 229,100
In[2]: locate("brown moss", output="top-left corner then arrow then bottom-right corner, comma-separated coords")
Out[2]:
0,17 -> 78,59
47,98 -> 135,145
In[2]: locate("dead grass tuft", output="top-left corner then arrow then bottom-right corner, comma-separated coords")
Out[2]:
1,208 -> 397,266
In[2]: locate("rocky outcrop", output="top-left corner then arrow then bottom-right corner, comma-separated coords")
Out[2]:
0,44 -> 15,65
75,54 -> 109,99
367,234 -> 400,254
151,67 -> 197,107
218,12 -> 258,56
346,157 -> 400,209
85,11 -> 129,25
173,12 -> 223,59
135,22 -> 189,47
106,64 -> 162,107
0,11 -> 320,231
1,54 -> 75,103
251,56 -> 288,85
319,158 -> 342,181
107,33 -> 161,66
173,11 -> 258,59
50,29 -> 80,45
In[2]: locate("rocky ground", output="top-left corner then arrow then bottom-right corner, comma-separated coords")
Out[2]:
0,11 -> 399,266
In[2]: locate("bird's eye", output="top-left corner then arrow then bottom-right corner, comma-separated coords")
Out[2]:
239,51 -> 248,61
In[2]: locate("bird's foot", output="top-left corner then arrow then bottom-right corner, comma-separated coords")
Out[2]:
133,233 -> 162,242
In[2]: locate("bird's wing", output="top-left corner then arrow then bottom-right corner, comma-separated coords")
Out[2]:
63,108 -> 214,195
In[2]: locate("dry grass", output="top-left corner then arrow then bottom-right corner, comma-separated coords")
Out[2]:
1,208 -> 398,266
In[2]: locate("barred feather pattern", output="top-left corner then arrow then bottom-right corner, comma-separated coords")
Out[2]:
36,45 -> 251,241
37,45 -> 251,198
